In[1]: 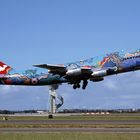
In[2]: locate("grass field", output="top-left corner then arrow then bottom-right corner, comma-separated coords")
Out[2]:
0,133 -> 140,140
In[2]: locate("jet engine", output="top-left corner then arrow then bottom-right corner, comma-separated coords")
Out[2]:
90,77 -> 104,82
66,69 -> 82,77
91,68 -> 117,78
92,70 -> 107,77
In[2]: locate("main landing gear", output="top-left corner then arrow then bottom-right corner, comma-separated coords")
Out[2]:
82,80 -> 88,90
73,80 -> 88,90
73,83 -> 80,89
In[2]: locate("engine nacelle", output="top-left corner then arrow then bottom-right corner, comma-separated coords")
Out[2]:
90,77 -> 104,82
92,70 -> 107,77
66,69 -> 82,77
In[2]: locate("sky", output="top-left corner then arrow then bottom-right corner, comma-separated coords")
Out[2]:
0,0 -> 140,110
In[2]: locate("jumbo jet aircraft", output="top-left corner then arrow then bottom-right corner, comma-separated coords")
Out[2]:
0,50 -> 140,90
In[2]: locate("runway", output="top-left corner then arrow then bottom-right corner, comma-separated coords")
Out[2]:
0,128 -> 140,133
0,119 -> 140,133
0,120 -> 140,125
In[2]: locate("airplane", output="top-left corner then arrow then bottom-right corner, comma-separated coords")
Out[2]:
0,49 -> 140,90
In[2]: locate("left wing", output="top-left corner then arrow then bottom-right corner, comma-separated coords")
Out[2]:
33,64 -> 67,75
34,63 -> 117,89
33,64 -> 93,76
0,74 -> 10,79
34,63 -> 117,77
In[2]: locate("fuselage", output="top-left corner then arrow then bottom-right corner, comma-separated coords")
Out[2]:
0,69 -> 67,86
1,50 -> 140,87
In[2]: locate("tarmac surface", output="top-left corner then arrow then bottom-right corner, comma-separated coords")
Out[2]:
0,120 -> 140,125
0,119 -> 140,133
0,128 -> 140,133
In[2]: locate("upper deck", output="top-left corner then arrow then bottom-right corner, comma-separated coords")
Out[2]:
65,49 -> 140,69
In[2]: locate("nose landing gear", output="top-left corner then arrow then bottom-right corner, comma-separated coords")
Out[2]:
73,83 -> 81,89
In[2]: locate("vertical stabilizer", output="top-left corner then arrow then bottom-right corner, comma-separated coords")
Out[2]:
0,61 -> 12,75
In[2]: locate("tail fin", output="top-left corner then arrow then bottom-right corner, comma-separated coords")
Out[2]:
0,61 -> 12,75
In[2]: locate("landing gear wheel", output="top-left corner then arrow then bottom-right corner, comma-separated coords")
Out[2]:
77,83 -> 80,88
82,86 -> 86,90
73,85 -> 77,89
73,83 -> 81,89
82,80 -> 88,90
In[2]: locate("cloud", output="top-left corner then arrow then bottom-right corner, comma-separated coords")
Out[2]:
103,78 -> 119,90
0,71 -> 140,110
0,85 -> 23,94
120,95 -> 140,99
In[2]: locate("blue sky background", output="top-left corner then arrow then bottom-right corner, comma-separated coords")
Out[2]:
0,0 -> 140,110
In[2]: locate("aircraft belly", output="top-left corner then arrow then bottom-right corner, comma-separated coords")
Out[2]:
120,60 -> 136,69
0,74 -> 66,86
0,77 -> 31,85
116,59 -> 140,73
136,60 -> 140,67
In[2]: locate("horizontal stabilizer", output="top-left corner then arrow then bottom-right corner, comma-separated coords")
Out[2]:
0,74 -> 9,79
0,61 -> 12,75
